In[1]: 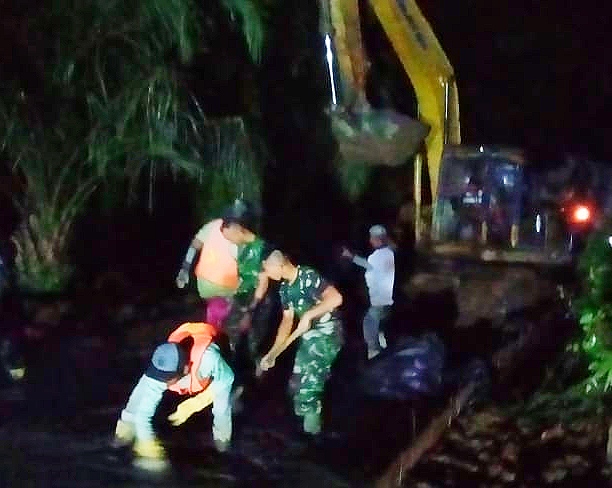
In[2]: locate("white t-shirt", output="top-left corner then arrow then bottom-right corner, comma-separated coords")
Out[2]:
354,246 -> 395,306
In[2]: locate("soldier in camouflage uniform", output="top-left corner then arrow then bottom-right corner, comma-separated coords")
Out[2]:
259,250 -> 343,435
218,201 -> 271,391
218,204 -> 267,342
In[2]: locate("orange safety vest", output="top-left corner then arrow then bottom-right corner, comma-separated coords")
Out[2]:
167,322 -> 217,395
194,219 -> 239,291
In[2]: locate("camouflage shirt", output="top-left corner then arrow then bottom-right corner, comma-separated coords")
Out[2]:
279,266 -> 339,325
235,236 -> 266,298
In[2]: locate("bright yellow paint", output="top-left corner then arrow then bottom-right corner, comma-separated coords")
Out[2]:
368,0 -> 460,203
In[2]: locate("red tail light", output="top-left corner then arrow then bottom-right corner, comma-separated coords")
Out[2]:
571,204 -> 592,224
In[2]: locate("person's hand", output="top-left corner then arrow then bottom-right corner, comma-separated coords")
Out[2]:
260,353 -> 276,372
175,268 -> 189,289
167,390 -> 215,426
341,247 -> 353,259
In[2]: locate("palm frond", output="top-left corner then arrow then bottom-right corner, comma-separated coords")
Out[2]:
219,0 -> 270,63
139,0 -> 201,64
1,0 -> 270,291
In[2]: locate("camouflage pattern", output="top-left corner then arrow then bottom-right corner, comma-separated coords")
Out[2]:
221,236 -> 268,357
292,321 -> 343,419
279,265 -> 343,421
235,237 -> 266,300
279,266 -> 340,323
222,236 -> 271,387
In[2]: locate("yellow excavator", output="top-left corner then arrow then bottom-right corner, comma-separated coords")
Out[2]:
322,0 -> 583,265
323,1 -> 586,402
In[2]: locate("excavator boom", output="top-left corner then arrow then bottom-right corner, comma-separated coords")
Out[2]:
369,0 -> 460,226
322,0 -> 461,240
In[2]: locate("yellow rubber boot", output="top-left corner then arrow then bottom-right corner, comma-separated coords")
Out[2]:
132,438 -> 169,471
112,419 -> 135,447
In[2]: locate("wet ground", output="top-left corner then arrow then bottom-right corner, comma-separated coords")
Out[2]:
405,403 -> 612,487
0,293 -> 431,488
1,291 -> 612,487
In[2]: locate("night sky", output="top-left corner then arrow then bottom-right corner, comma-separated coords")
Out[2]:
1,1 -> 609,163
419,0 -> 611,162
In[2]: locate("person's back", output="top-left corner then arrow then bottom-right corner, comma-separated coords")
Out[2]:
364,245 -> 394,307
175,217 -> 239,300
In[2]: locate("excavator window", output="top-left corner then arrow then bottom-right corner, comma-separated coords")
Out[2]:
433,150 -> 523,246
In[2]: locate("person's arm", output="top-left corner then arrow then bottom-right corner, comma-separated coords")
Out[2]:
301,284 -> 343,322
185,221 -> 216,263
351,255 -> 372,270
272,285 -> 343,357
176,224 -> 210,289
120,374 -> 167,441
341,247 -> 372,270
181,223 -> 211,269
197,344 -> 234,396
241,272 -> 269,313
252,272 -> 269,305
197,344 -> 234,442
262,307 -> 295,364
180,238 -> 202,270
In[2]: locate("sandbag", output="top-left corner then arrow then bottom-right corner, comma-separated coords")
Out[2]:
360,333 -> 446,400
359,333 -> 491,404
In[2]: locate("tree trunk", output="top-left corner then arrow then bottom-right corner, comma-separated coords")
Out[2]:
375,383 -> 476,488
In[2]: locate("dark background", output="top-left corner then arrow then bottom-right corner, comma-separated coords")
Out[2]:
422,0 -> 610,162
2,1 -> 608,160
1,0 -> 610,289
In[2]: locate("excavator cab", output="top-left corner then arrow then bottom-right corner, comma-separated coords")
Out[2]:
433,146 -> 523,246
431,145 -> 573,264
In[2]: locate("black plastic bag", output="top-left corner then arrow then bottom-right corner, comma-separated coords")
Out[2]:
359,333 -> 446,400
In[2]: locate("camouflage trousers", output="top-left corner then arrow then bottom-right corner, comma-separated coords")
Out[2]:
292,320 -> 343,419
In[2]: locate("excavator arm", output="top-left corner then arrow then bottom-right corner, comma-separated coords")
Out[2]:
322,0 -> 460,241
369,0 -> 460,229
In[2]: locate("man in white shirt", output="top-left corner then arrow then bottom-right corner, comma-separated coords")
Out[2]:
342,224 -> 395,359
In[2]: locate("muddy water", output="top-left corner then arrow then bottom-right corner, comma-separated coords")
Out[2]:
0,325 -> 428,487
0,284 -> 606,488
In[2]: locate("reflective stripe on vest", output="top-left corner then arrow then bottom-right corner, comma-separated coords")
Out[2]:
194,219 -> 239,290
167,322 -> 217,395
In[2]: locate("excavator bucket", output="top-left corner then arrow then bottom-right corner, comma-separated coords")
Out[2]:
331,108 -> 429,166
319,0 -> 429,167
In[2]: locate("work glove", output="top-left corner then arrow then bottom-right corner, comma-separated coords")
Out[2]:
133,437 -> 166,460
167,389 -> 215,426
113,419 -> 135,447
175,268 -> 189,289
